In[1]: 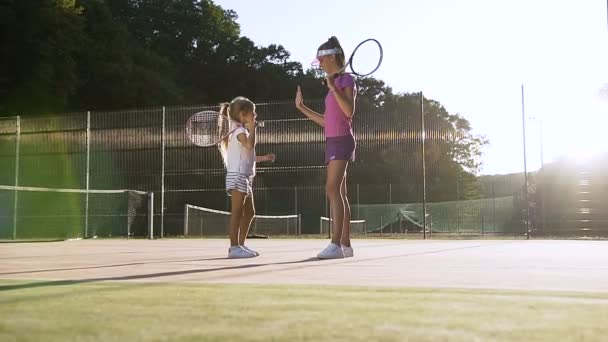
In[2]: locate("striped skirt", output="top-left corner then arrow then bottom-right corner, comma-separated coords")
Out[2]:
226,172 -> 254,197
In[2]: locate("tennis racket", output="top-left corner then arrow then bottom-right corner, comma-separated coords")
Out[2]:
317,38 -> 383,82
186,111 -> 264,147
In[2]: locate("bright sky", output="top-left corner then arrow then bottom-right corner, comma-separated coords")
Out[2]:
215,0 -> 608,175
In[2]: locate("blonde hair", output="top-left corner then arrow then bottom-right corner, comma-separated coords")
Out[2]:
218,96 -> 256,165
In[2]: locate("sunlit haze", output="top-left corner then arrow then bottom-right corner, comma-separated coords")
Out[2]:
215,0 -> 608,174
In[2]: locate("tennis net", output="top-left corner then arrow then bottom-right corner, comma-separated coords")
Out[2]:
0,185 -> 153,240
319,216 -> 367,235
184,204 -> 301,237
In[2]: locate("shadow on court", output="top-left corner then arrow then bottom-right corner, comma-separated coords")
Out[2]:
0,257 -> 321,292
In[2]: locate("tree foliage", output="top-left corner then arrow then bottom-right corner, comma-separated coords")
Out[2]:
1,0 -> 489,198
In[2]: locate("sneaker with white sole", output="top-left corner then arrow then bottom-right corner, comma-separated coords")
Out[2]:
342,246 -> 354,258
317,243 -> 345,259
242,245 -> 259,256
228,246 -> 256,259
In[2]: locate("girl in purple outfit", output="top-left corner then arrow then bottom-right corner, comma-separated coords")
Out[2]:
295,36 -> 356,259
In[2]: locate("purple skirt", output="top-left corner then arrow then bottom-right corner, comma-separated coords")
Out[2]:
325,134 -> 356,165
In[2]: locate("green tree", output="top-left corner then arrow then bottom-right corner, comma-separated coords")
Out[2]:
1,0 -> 84,114
71,0 -> 181,110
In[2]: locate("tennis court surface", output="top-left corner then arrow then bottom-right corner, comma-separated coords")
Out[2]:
2,239 -> 607,292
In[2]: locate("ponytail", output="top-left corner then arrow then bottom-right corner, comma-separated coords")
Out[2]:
218,97 -> 255,167
218,103 -> 230,166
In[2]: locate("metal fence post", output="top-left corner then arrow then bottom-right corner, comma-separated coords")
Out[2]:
389,183 -> 392,233
12,116 -> 20,240
521,85 -> 530,239
85,111 -> 91,238
161,106 -> 166,238
356,183 -> 360,220
148,192 -> 154,239
420,92 -> 427,239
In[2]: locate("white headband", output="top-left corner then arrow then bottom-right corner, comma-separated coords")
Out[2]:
317,48 -> 342,57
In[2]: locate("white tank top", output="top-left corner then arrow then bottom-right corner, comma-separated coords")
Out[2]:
226,124 -> 255,176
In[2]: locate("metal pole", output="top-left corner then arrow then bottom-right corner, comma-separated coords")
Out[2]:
540,171 -> 546,234
421,92 -> 427,239
325,194 -> 330,239
319,216 -> 329,235
160,106 -> 166,238
85,111 -> 91,238
492,183 -> 496,234
12,116 -> 20,240
356,183 -> 360,219
539,119 -> 545,233
389,183 -> 392,233
456,181 -> 460,236
298,214 -> 301,236
148,192 -> 154,239
183,204 -> 189,237
521,85 -> 530,239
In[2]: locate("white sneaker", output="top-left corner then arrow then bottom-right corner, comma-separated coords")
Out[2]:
317,243 -> 345,259
242,245 -> 259,256
342,246 -> 354,258
228,246 -> 256,259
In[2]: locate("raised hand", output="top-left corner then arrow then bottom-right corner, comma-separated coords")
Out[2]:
295,85 -> 304,110
266,153 -> 276,163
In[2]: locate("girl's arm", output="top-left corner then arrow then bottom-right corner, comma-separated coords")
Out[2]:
256,153 -> 276,163
236,125 -> 256,150
295,85 -> 325,127
327,76 -> 355,118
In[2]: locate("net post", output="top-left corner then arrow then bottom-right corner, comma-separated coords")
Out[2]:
183,204 -> 189,237
389,183 -> 393,234
12,116 -> 20,240
252,216 -> 257,235
85,110 -> 91,238
160,106 -> 166,238
356,183 -> 360,219
126,191 -> 131,240
147,192 -> 154,239
328,215 -> 332,239
319,217 -> 322,235
298,214 -> 301,236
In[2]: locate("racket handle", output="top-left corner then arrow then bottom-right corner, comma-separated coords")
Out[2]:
321,73 -> 341,86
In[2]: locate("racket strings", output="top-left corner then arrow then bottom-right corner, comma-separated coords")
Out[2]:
348,39 -> 383,77
186,111 -> 230,147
